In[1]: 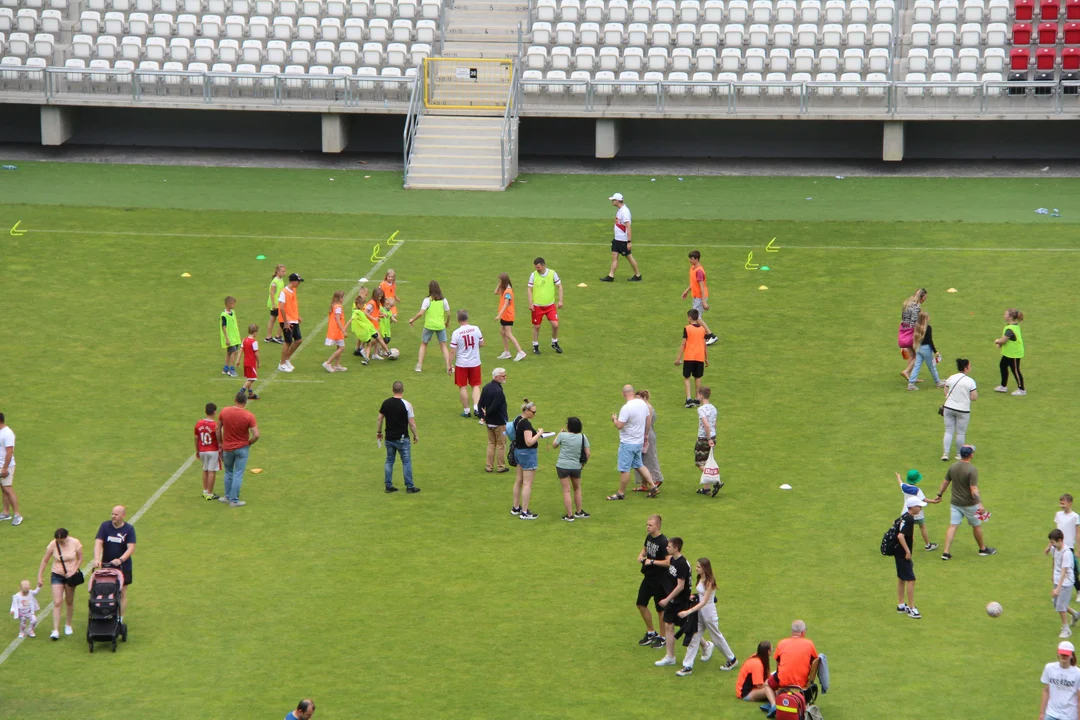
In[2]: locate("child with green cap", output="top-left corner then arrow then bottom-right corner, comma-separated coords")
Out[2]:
895,469 -> 942,551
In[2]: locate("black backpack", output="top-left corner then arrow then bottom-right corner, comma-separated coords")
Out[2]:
506,416 -> 521,468
880,515 -> 904,556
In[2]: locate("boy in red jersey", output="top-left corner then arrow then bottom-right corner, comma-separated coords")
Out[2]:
195,403 -> 221,500
241,324 -> 260,401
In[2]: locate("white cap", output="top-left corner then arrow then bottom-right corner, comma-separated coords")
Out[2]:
609,192 -> 624,201
905,495 -> 928,509
1060,641 -> 1076,656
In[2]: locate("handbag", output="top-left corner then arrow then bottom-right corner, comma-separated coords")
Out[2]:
506,416 -> 520,468
579,434 -> 589,465
938,375 -> 964,417
56,541 -> 85,588
897,323 -> 914,349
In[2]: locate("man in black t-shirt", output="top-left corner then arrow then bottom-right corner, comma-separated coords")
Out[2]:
895,495 -> 925,620
376,381 -> 420,494
636,514 -> 671,649
656,537 -> 691,666
93,505 -> 136,622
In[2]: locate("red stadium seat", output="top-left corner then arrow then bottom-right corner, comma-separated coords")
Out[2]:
1037,46 -> 1056,68
1013,22 -> 1033,43
1039,21 -> 1059,42
1063,46 -> 1080,67
1068,0 -> 1080,19
1016,0 -> 1035,20
1066,21 -> 1080,41
1041,0 -> 1060,19
1011,47 -> 1031,69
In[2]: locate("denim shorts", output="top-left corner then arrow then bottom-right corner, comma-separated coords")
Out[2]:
515,447 -> 539,471
51,572 -> 68,585
617,442 -> 644,472
421,328 -> 447,344
950,504 -> 981,527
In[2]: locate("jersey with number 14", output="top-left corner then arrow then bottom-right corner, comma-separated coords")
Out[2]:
450,324 -> 483,368
195,419 -> 219,453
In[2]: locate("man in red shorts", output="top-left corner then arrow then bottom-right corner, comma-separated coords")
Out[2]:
449,309 -> 485,418
527,257 -> 564,355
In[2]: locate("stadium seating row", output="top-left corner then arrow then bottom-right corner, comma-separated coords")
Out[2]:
530,19 -> 894,46
909,21 -> 1016,45
1011,20 -> 1080,43
910,0 -> 1012,22
534,0 -> 896,25
0,0 -> 437,18
1012,0 -> 1080,20
1010,45 -> 1080,66
527,43 -> 889,70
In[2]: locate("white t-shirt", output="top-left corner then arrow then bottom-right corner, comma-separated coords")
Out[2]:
697,403 -> 717,439
617,398 -> 649,445
419,297 -> 451,314
450,324 -> 483,368
527,270 -> 561,288
614,204 -> 631,242
1057,511 -> 1080,551
0,426 -> 14,469
1054,546 -> 1076,587
1041,662 -> 1080,720
902,487 -> 927,521
943,373 -> 978,413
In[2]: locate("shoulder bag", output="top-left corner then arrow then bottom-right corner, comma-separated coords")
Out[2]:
56,541 -> 85,588
579,434 -> 589,465
938,375 -> 965,416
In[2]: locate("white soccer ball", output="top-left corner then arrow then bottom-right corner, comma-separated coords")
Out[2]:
388,348 -> 400,360
986,601 -> 1003,618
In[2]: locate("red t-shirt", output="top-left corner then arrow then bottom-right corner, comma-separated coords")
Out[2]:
242,337 -> 258,369
218,406 -> 257,451
194,419 -> 219,453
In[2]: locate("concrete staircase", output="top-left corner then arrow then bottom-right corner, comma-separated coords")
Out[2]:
440,0 -> 530,60
404,114 -> 511,190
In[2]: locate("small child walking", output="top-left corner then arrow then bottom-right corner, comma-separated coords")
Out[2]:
241,324 -> 260,400
220,296 -> 241,377
379,269 -> 400,319
894,469 -> 942,551
494,273 -> 526,362
266,264 -> 287,344
10,580 -> 41,639
1049,529 -> 1079,638
994,308 -> 1026,396
380,298 -> 397,348
323,290 -> 348,373
195,402 -> 221,500
907,311 -> 945,391
694,387 -> 723,497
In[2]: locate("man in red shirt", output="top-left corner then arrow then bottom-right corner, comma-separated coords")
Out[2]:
195,402 -> 221,501
216,391 -> 259,508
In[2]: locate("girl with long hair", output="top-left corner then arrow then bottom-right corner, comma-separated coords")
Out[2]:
907,311 -> 944,390
633,390 -> 664,492
734,641 -> 778,710
494,273 -> 526,362
323,290 -> 347,373
994,308 -> 1026,396
675,557 -> 738,676
899,288 -> 927,380
408,280 -> 451,373
266,264 -> 287,344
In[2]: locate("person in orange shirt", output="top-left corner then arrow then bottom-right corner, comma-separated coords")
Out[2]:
277,273 -> 304,373
494,273 -> 526,363
323,290 -> 348,374
680,251 -> 718,346
768,620 -> 819,694
675,309 -> 709,408
736,641 -> 777,711
379,269 -> 400,318
364,287 -> 386,361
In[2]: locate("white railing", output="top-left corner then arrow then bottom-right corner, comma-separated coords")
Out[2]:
402,73 -> 424,183
499,61 -> 520,188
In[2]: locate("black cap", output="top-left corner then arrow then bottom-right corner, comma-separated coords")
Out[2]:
289,273 -> 304,282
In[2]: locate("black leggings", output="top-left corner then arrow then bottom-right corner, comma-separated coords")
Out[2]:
1000,356 -> 1024,390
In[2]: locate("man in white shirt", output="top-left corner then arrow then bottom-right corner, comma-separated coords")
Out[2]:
941,358 -> 978,462
1040,641 -> 1080,720
601,193 -> 642,282
607,385 -> 657,500
449,309 -> 485,418
0,412 -> 21,526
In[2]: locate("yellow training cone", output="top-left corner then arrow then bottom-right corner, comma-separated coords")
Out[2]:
758,285 -> 768,290
577,283 -> 588,287
181,272 -> 191,277
947,288 -> 957,293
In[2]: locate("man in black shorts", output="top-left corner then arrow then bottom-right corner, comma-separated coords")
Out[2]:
675,309 -> 708,408
602,193 -> 642,282
94,505 -> 136,623
636,514 -> 671,648
656,537 -> 691,666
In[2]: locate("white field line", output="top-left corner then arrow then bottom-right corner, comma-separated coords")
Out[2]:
15,228 -> 1080,252
0,241 -> 406,668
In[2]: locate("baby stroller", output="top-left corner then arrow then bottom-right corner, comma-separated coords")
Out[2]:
86,567 -> 127,653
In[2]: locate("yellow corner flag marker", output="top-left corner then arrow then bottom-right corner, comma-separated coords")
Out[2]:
9,220 -> 26,236
386,230 -> 401,246
744,251 -> 759,270
181,272 -> 192,278
766,237 -> 778,252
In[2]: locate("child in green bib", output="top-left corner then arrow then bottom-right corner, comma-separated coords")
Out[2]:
266,264 -> 286,344
219,296 -> 241,377
407,280 -> 451,374
993,308 -> 1025,396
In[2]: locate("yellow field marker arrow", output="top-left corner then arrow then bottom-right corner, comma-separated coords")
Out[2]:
370,243 -> 385,263
744,251 -> 759,270
766,237 -> 778,252
9,220 -> 26,236
385,230 -> 401,246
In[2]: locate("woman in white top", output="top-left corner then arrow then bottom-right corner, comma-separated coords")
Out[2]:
36,527 -> 84,640
675,557 -> 738,676
941,358 -> 978,462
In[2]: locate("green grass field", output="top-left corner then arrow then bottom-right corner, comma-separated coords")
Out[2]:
1,162 -> 1079,719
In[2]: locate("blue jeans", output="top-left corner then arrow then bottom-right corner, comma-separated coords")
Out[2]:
909,344 -> 939,385
385,438 -> 415,489
222,445 -> 250,502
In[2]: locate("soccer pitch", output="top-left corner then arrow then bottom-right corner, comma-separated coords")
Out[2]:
1,163 -> 1079,719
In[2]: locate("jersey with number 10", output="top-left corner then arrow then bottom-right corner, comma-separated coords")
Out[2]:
195,419 -> 219,453
450,324 -> 483,368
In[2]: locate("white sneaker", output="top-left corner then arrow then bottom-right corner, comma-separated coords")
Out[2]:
64,625 -> 72,636
941,453 -> 950,461
285,361 -> 294,371
49,630 -> 59,640
497,351 -> 512,359
0,512 -> 10,521
415,364 -> 422,373
701,641 -> 714,662
230,500 -> 247,507
18,631 -> 25,639
322,362 -> 336,373
1062,626 -> 1074,639
655,655 -> 676,666
994,385 -> 1008,393
514,350 -> 526,362
1011,389 -> 1026,396
277,363 -> 289,372
11,514 -> 22,526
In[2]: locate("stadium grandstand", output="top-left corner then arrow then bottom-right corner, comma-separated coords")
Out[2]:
1,0 -> 1078,188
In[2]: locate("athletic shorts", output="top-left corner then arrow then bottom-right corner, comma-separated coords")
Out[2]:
950,504 -> 981,527
692,297 -> 706,313
556,466 -> 581,479
225,344 -> 240,354
611,239 -> 632,256
894,554 -> 915,582
270,308 -> 279,318
454,365 -> 482,387
500,319 -> 514,327
243,365 -> 257,380
1055,585 -> 1075,613
531,304 -> 558,326
324,338 -> 345,347
199,451 -> 221,472
663,600 -> 687,625
280,322 -> 302,342
912,517 -> 925,526
617,442 -> 644,472
682,360 -> 705,379
636,576 -> 669,611
0,468 -> 12,487
421,328 -> 447,344
694,437 -> 714,467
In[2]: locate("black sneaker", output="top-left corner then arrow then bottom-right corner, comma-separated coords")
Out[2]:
552,343 -> 563,354
519,510 -> 538,520
692,399 -> 702,406
711,481 -> 724,497
532,345 -> 541,355
941,552 -> 952,561
978,547 -> 998,556
406,487 -> 421,494
684,399 -> 696,408
696,488 -> 711,495
896,603 -> 908,613
561,514 -> 575,522
385,486 -> 399,493
639,632 -> 658,646
247,393 -> 260,400
720,657 -> 739,671
925,542 -> 938,551
650,636 -> 666,649
705,334 -> 718,346
628,275 -> 642,282
573,510 -> 590,519
600,275 -> 615,282
511,506 -> 522,515
353,349 -> 365,356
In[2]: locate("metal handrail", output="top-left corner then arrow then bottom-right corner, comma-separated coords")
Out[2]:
403,71 -> 424,185
499,60 -> 519,189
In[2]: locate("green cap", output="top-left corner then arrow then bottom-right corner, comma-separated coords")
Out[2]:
906,469 -> 922,484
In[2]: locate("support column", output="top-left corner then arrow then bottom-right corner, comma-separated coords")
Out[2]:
40,106 -> 74,146
595,118 -> 620,159
883,120 -> 904,162
321,113 -> 349,154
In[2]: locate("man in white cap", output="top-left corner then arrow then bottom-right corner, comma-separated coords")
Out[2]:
895,494 -> 927,620
602,193 -> 642,283
1039,641 -> 1080,720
